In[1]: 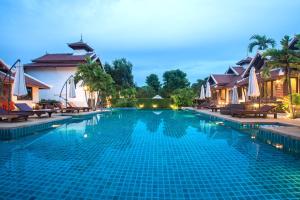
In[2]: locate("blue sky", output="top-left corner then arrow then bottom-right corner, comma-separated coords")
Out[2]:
0,0 -> 299,86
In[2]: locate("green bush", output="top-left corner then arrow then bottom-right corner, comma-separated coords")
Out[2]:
136,98 -> 172,109
112,98 -> 137,107
171,88 -> 196,107
292,94 -> 300,105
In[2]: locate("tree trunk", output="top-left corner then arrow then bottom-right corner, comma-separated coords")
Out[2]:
286,65 -> 294,118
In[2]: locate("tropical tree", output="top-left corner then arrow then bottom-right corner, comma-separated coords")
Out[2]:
262,35 -> 300,118
191,78 -> 207,94
75,57 -> 115,108
163,69 -> 190,96
248,34 -> 276,53
136,86 -> 156,98
104,58 -> 134,90
146,74 -> 160,92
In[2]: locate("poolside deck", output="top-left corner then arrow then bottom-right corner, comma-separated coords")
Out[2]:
0,115 -> 72,129
185,107 -> 300,140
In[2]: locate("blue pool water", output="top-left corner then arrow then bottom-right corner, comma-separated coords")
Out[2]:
0,109 -> 300,199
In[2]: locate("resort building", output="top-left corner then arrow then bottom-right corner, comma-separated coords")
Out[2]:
0,59 -> 50,109
208,57 -> 251,105
208,36 -> 300,106
24,39 -> 102,106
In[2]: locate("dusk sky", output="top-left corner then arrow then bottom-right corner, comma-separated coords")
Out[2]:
0,0 -> 299,85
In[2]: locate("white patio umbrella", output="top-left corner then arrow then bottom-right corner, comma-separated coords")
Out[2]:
152,95 -> 163,99
205,81 -> 211,98
69,77 -> 76,98
231,86 -> 239,104
247,67 -> 260,98
199,85 -> 205,99
13,62 -> 27,96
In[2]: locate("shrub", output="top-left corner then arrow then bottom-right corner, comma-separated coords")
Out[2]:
136,98 -> 172,109
112,98 -> 137,107
171,88 -> 196,107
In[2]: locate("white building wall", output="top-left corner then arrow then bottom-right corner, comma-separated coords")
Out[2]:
25,67 -> 88,106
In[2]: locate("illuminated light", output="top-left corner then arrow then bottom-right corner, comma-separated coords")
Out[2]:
215,121 -> 224,125
152,104 -> 158,108
253,103 -> 259,108
275,79 -> 282,84
83,86 -> 89,91
170,104 -> 179,110
251,135 -> 256,139
274,143 -> 283,149
138,104 -> 144,109
83,134 -> 88,138
51,124 -> 61,128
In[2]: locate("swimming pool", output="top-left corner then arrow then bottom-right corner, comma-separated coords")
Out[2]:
0,109 -> 300,199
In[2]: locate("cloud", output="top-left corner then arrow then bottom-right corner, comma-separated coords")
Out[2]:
0,0 -> 299,85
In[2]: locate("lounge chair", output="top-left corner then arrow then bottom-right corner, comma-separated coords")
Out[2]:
15,103 -> 56,117
231,105 -> 277,118
54,102 -> 80,113
197,102 -> 213,109
67,102 -> 91,112
0,108 -> 30,122
220,104 -> 245,115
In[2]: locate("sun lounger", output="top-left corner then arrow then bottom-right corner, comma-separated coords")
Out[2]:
0,108 -> 30,122
231,105 -> 277,118
15,103 -> 56,117
197,102 -> 213,109
54,103 -> 80,113
67,102 -> 91,112
220,104 -> 245,115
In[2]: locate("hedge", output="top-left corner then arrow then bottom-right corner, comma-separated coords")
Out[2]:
136,98 -> 172,109
111,98 -> 173,109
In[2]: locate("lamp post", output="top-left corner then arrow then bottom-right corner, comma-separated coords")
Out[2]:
1,59 -> 21,113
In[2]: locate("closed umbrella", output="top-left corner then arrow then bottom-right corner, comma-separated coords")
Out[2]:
69,77 -> 76,98
199,85 -> 205,99
231,86 -> 239,104
13,62 -> 27,96
205,81 -> 211,98
247,67 -> 260,98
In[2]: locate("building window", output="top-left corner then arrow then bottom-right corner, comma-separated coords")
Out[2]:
220,89 -> 226,100
17,87 -> 33,100
290,78 -> 298,94
264,81 -> 272,98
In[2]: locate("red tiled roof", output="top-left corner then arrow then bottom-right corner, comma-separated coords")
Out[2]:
31,53 -> 92,63
0,71 -> 50,89
211,74 -> 236,85
232,66 -> 245,75
68,41 -> 94,52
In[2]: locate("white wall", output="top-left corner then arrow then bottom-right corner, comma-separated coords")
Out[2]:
25,67 -> 88,106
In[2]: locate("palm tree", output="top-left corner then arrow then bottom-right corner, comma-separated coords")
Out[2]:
248,34 -> 276,53
262,35 -> 300,118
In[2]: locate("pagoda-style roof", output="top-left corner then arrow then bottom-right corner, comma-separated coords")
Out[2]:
24,39 -> 102,69
225,66 -> 245,76
236,57 -> 252,66
25,52 -> 101,68
68,41 -> 94,52
241,53 -> 265,78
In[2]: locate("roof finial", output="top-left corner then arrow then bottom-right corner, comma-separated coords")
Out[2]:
80,34 -> 83,42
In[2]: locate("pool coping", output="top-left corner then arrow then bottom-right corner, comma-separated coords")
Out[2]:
0,110 -> 110,140
184,107 -> 300,140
